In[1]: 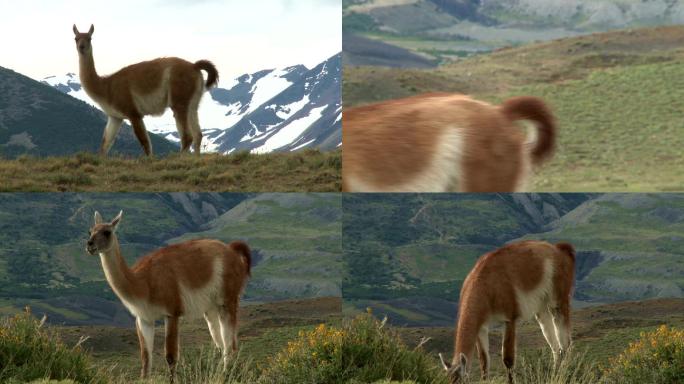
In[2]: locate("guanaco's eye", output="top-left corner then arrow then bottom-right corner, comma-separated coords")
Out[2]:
103,230 -> 111,237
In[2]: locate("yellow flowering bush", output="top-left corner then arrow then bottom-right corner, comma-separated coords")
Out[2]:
0,308 -> 103,384
258,311 -> 442,384
602,325 -> 684,384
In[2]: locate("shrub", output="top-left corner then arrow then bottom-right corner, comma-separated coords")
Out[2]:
153,347 -> 255,384
513,348 -> 598,384
0,308 -> 103,383
258,310 -> 443,384
602,325 -> 684,384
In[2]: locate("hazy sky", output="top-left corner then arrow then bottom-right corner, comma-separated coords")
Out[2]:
0,0 -> 341,81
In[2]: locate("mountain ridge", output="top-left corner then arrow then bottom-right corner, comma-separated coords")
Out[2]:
0,193 -> 341,326
342,193 -> 684,326
0,66 -> 177,158
43,53 -> 342,154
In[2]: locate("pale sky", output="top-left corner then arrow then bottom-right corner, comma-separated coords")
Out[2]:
0,0 -> 341,82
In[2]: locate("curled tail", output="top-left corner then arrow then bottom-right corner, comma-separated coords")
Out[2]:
229,240 -> 251,277
194,60 -> 219,89
555,242 -> 576,263
501,96 -> 556,166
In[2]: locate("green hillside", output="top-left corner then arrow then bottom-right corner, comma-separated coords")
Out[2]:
170,193 -> 342,301
342,193 -> 684,326
0,193 -> 341,325
519,194 -> 684,303
343,0 -> 684,65
0,66 -> 177,158
344,25 -> 684,192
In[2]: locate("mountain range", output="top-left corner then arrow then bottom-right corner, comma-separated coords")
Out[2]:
42,53 -> 342,155
0,66 -> 176,158
0,193 -> 341,326
343,0 -> 684,67
342,193 -> 684,326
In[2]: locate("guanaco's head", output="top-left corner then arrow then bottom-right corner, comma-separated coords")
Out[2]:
440,352 -> 467,384
86,210 -> 122,255
72,24 -> 94,55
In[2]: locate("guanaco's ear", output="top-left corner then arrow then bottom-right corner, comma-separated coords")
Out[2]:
88,24 -> 94,36
94,211 -> 103,224
439,353 -> 451,370
72,24 -> 79,36
111,210 -> 123,230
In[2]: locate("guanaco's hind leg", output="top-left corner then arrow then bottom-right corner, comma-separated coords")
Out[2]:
217,298 -> 239,369
136,317 -> 155,379
100,116 -> 123,155
172,106 -> 192,152
536,310 -> 562,364
170,70 -> 202,154
204,308 -> 222,349
130,117 -> 152,156
551,304 -> 572,359
188,109 -> 203,155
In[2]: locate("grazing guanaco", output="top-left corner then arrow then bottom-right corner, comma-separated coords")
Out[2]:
73,24 -> 219,156
86,211 -> 250,381
439,240 -> 575,384
343,94 -> 556,192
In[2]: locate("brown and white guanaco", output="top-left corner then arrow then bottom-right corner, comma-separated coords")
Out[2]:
439,240 -> 575,384
343,94 -> 556,192
73,24 -> 219,156
86,211 -> 250,381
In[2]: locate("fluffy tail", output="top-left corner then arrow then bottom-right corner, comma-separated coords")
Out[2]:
229,240 -> 251,277
555,242 -> 576,263
501,96 -> 556,166
194,60 -> 219,88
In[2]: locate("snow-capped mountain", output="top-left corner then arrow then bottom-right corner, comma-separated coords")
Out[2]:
42,53 -> 341,154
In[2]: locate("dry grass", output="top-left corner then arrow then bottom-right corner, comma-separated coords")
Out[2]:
0,150 -> 341,192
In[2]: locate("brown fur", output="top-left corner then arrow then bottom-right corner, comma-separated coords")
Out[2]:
73,24 -> 218,156
87,212 -> 250,380
444,240 -> 575,384
342,93 -> 556,192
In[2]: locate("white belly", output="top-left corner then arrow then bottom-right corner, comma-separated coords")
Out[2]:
348,128 -> 464,192
131,68 -> 172,116
514,259 -> 555,320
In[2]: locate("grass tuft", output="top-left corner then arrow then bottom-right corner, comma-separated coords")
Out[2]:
0,150 -> 341,192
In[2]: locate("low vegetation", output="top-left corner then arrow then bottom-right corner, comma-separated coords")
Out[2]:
0,150 -> 341,192
602,325 -> 684,384
259,310 -> 442,384
0,308 -> 102,384
2,307 -> 682,383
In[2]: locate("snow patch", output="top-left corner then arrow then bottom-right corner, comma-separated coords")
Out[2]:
290,138 -> 315,151
251,106 -> 327,154
274,95 -> 310,120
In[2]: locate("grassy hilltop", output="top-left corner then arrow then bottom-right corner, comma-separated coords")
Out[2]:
344,25 -> 684,192
0,150 -> 341,192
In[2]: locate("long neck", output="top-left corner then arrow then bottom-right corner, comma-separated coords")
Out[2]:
453,299 -> 485,364
99,237 -> 143,301
78,49 -> 105,98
